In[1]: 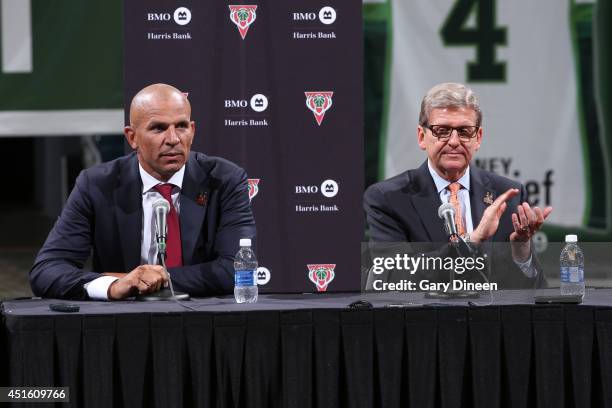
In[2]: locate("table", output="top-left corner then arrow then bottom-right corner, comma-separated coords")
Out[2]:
3,289 -> 612,408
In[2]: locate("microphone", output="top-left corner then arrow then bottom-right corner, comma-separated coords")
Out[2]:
438,202 -> 477,257
152,199 -> 170,257
438,202 -> 458,238
138,198 -> 191,303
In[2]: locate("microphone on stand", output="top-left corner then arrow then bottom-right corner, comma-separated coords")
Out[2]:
438,202 -> 458,240
435,203 -> 491,302
437,202 -> 475,256
425,203 -> 481,300
137,198 -> 190,301
153,199 -> 170,259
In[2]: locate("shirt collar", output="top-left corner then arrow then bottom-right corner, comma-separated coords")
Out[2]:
427,159 -> 471,193
139,163 -> 186,194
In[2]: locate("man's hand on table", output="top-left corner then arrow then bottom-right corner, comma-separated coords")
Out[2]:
104,265 -> 169,300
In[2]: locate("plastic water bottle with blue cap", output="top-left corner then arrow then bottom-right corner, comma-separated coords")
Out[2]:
234,238 -> 258,303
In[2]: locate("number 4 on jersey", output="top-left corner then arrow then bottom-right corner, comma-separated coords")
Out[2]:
441,0 -> 507,82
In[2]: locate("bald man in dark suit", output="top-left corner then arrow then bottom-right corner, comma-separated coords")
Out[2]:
31,84 -> 256,300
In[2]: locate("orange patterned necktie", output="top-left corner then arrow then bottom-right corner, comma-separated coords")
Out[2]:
447,182 -> 465,236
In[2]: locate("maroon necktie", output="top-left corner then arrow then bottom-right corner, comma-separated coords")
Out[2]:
154,183 -> 183,267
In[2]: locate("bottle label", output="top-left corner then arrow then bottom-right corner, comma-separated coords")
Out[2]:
235,270 -> 255,286
561,266 -> 583,283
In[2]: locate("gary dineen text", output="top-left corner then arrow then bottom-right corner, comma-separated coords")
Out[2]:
369,253 -> 498,292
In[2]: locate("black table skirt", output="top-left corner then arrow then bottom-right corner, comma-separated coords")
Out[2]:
3,292 -> 612,408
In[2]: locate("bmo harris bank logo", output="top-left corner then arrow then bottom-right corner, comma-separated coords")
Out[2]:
224,94 -> 268,112
256,266 -> 271,285
292,6 -> 337,40
174,7 -> 192,25
147,7 -> 191,25
224,93 -> 269,127
146,7 -> 192,40
292,6 -> 336,24
295,179 -> 339,213
295,179 -> 339,198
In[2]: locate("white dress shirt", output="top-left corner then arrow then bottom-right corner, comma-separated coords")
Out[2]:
427,160 -> 535,277
84,164 -> 186,300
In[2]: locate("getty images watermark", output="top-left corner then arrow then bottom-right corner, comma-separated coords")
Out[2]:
368,253 -> 497,292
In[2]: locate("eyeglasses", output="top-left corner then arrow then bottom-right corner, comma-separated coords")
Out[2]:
424,124 -> 480,141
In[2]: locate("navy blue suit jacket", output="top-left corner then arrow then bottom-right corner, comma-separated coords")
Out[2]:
30,151 -> 256,299
364,161 -> 540,288
364,161 -> 525,243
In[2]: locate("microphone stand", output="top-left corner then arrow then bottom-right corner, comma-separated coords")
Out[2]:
424,234 -> 481,300
136,246 -> 190,301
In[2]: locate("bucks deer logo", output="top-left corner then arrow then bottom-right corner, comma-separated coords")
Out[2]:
307,264 -> 336,292
247,178 -> 260,202
229,5 -> 257,39
305,91 -> 333,126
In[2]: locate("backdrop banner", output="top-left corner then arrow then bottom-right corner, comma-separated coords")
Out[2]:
124,0 -> 364,292
384,0 -> 609,235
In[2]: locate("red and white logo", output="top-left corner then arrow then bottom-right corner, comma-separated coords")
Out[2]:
305,91 -> 333,125
229,5 -> 257,39
248,178 -> 260,202
307,264 -> 336,292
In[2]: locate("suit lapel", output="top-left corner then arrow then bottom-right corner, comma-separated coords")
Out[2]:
114,154 -> 143,272
179,155 -> 209,265
469,165 -> 492,231
411,162 -> 447,242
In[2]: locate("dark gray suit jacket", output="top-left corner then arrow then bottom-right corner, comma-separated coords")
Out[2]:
30,151 -> 256,299
364,161 -> 525,242
364,161 -> 539,288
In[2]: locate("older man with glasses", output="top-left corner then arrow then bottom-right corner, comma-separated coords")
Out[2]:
364,82 -> 553,286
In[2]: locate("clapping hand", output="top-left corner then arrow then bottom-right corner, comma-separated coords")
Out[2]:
510,202 -> 553,242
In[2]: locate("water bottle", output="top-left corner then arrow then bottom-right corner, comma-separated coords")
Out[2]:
560,234 -> 585,296
234,238 -> 258,303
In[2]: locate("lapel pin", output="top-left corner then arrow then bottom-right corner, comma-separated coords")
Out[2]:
483,192 -> 494,205
196,192 -> 207,206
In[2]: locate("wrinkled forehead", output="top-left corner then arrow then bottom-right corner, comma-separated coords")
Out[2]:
427,106 -> 478,125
